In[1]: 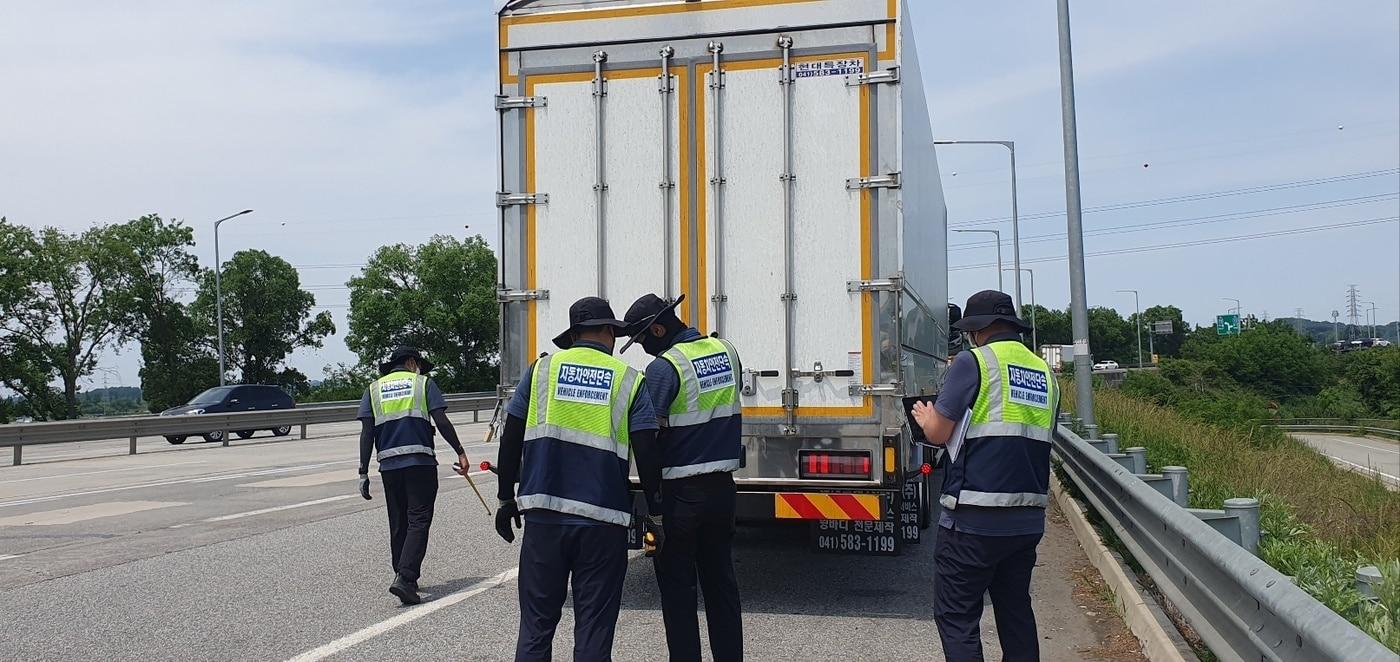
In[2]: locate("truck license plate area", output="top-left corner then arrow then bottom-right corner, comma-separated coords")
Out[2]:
811,519 -> 899,556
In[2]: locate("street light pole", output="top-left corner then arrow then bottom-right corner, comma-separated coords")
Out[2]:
953,229 -> 1002,291
1004,268 -> 1037,351
1057,0 -> 1095,428
1117,289 -> 1142,368
934,139 -> 1021,314
1223,297 -> 1241,316
213,209 -> 254,386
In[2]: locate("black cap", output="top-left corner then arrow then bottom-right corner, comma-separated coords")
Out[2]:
379,345 -> 435,376
620,293 -> 686,353
952,290 -> 1031,333
552,297 -> 632,350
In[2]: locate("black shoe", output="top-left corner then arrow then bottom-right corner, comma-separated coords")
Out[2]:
389,575 -> 421,605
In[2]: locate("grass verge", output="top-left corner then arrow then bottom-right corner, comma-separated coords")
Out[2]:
1065,388 -> 1400,652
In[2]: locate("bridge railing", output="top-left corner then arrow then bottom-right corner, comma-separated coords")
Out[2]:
0,392 -> 498,466
1053,417 -> 1392,662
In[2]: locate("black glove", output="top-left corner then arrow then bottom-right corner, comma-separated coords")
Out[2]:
643,514 -> 665,556
358,472 -> 372,500
495,499 -> 522,543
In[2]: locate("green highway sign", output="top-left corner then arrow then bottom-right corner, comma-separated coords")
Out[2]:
1216,314 -> 1240,335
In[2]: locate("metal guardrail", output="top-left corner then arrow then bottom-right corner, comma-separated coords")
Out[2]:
1053,420 -> 1392,662
1269,423 -> 1400,442
0,392 -> 498,465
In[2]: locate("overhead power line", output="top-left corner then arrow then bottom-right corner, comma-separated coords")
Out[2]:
950,168 -> 1400,228
948,192 -> 1399,252
949,215 -> 1399,271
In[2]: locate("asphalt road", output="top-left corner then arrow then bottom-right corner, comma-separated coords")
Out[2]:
1293,432 -> 1400,489
1,414 -> 1129,661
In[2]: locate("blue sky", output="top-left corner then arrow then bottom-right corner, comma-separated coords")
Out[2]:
1,0 -> 1396,388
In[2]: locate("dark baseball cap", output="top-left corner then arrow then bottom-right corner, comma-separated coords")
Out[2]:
952,290 -> 1031,333
552,297 -> 633,350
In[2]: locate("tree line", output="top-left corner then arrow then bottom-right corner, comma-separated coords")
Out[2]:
0,215 -> 497,421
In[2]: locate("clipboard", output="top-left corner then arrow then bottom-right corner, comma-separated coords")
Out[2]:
944,409 -> 972,463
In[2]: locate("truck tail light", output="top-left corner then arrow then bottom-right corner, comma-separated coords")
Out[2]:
798,450 -> 872,480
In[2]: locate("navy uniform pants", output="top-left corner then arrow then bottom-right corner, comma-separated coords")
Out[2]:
934,527 -> 1042,662
516,521 -> 628,662
653,472 -> 743,662
380,465 -> 438,583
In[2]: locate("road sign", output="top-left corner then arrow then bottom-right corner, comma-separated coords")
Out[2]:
1152,320 -> 1174,335
1216,314 -> 1240,335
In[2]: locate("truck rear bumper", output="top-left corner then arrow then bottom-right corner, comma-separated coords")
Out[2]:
736,489 -> 890,522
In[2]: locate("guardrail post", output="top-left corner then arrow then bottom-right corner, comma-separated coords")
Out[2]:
1084,423 -> 1099,440
300,424 -> 308,440
129,435 -> 137,456
1125,446 -> 1147,474
1223,497 -> 1260,554
1163,466 -> 1189,507
1356,565 -> 1383,599
221,425 -> 230,447
1102,433 -> 1119,455
12,445 -> 20,466
473,409 -> 480,423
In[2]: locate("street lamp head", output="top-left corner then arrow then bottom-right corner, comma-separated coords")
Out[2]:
239,209 -> 253,215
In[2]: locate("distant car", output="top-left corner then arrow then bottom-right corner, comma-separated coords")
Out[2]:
1092,360 -> 1119,371
159,385 -> 296,444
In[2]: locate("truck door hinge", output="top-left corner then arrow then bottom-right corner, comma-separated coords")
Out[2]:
497,289 -> 550,303
847,277 -> 904,293
848,382 -> 903,397
496,192 -> 549,207
711,294 -> 729,303
781,389 -> 799,408
846,67 -> 900,87
846,173 -> 901,190
495,95 -> 547,110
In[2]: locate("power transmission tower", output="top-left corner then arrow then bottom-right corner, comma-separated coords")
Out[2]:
1294,308 -> 1305,335
1346,285 -> 1362,338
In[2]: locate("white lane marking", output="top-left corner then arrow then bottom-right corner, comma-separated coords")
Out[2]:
0,554 -> 23,561
1325,455 -> 1400,485
1317,435 -> 1400,454
203,495 -> 357,522
0,461 -> 352,509
0,501 -> 186,526
240,470 -> 352,489
2,461 -> 208,484
285,567 -> 521,662
0,442 -> 496,509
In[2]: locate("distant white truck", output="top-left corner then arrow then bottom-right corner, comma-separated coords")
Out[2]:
495,0 -> 947,555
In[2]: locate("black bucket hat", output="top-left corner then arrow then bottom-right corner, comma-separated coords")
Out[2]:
620,293 -> 686,353
952,290 -> 1032,333
553,297 -> 633,350
379,345 -> 435,376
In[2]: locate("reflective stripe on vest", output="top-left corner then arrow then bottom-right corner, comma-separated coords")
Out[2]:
662,338 -> 741,428
662,458 -> 741,480
967,343 -> 1057,443
524,352 -> 640,460
520,347 -> 642,526
369,372 -> 434,462
943,341 -> 1057,511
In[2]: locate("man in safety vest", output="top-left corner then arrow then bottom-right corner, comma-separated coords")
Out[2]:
910,290 -> 1057,662
494,297 -> 664,662
622,293 -> 744,662
356,345 -> 470,606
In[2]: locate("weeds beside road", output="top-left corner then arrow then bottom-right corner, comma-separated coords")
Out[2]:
1066,388 -> 1400,651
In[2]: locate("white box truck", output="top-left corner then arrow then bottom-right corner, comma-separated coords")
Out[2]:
495,0 -> 948,555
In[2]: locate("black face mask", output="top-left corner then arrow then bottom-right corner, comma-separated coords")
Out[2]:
640,322 -> 684,357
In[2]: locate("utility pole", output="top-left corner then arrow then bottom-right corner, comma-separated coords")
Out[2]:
1057,0 -> 1095,428
213,209 -> 254,386
1004,268 -> 1037,351
1116,289 -> 1143,368
935,139 -> 1023,314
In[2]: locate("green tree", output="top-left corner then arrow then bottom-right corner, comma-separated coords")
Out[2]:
1185,321 -> 1326,400
106,215 -> 221,412
346,235 -> 498,392
1140,304 -> 1187,358
1087,306 -> 1135,364
0,220 -> 148,419
192,249 -> 335,386
1024,304 -> 1071,347
304,363 -> 377,403
1338,346 -> 1400,417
